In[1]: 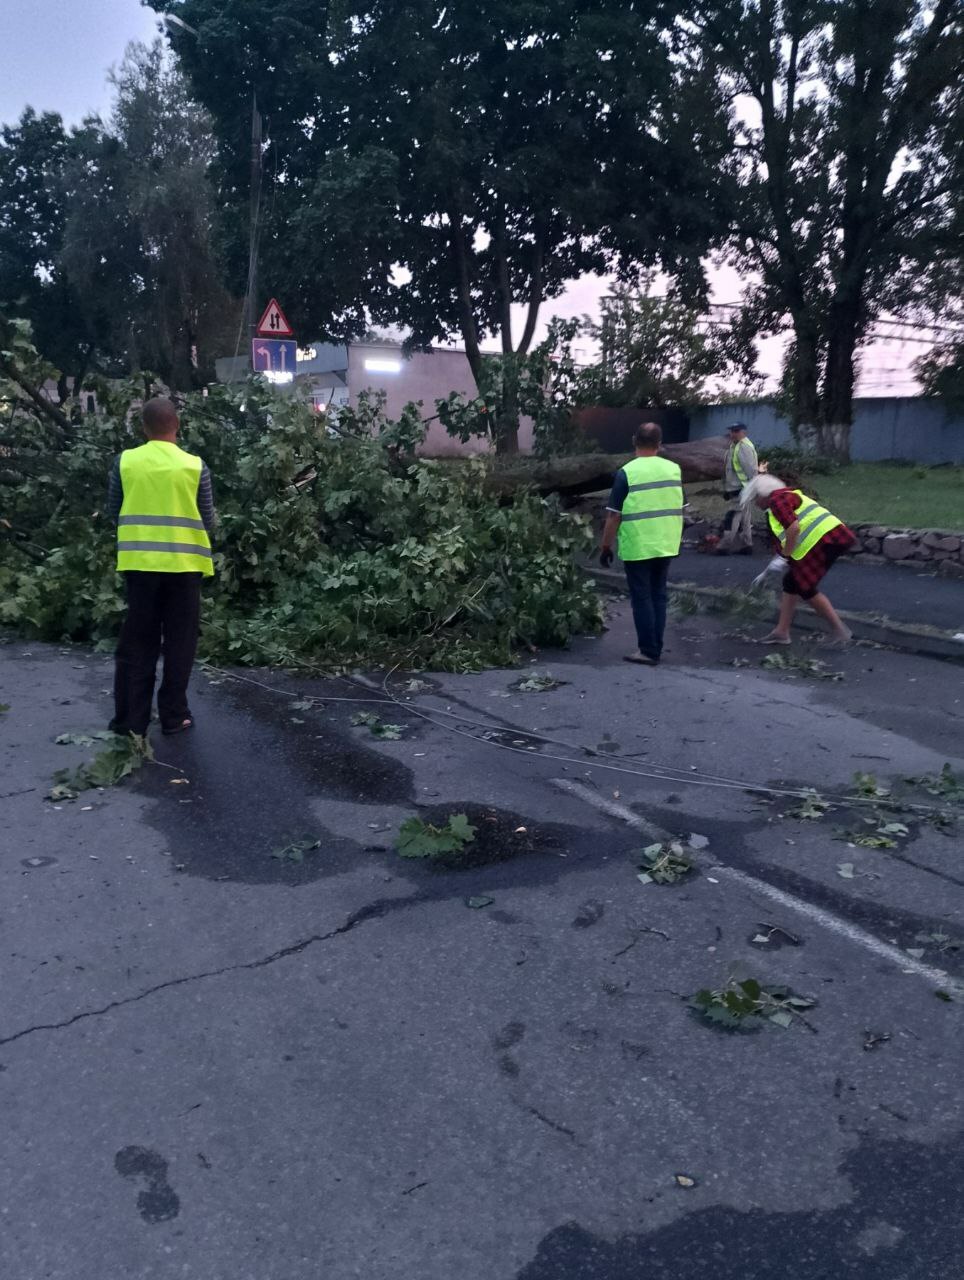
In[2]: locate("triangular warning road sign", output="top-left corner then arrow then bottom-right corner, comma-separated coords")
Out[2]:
256,298 -> 294,337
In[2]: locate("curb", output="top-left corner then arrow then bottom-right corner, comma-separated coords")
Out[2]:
584,566 -> 964,663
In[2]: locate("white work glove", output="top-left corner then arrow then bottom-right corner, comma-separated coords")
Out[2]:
751,555 -> 786,589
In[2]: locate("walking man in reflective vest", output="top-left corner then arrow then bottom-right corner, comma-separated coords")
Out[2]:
717,422 -> 758,554
106,397 -> 215,736
599,422 -> 684,666
742,474 -> 855,644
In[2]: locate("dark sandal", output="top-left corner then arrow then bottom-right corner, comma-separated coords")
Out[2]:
162,717 -> 194,736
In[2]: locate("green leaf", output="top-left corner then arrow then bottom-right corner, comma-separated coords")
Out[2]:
769,1009 -> 793,1028
837,862 -> 855,879
397,813 -> 476,859
465,895 -> 494,909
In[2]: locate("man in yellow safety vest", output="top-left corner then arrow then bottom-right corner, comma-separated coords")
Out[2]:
106,397 -> 216,736
717,422 -> 758,554
599,422 -> 684,666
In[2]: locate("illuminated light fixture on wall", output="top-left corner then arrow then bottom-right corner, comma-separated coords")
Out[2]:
297,346 -> 318,362
364,358 -> 403,373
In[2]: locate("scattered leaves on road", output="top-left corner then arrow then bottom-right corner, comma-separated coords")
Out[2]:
515,672 -> 567,692
850,771 -> 891,799
397,813 -> 477,859
636,841 -> 693,885
55,730 -> 116,747
48,732 -> 153,800
905,763 -> 963,804
465,895 -> 494,909
914,929 -> 962,954
351,710 -> 405,739
786,790 -> 831,820
269,838 -> 321,863
689,977 -> 816,1032
761,653 -> 843,680
674,1174 -> 698,1189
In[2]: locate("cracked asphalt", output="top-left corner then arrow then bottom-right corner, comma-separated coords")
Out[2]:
1,595 -> 962,1280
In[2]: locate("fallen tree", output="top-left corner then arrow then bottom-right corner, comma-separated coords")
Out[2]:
483,436 -> 730,499
0,378 -> 602,670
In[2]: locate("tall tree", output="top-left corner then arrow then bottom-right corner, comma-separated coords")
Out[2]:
155,0 -> 731,450
692,0 -> 963,459
0,109 -> 104,396
0,43 -> 238,393
586,279 -> 763,407
61,42 -> 240,389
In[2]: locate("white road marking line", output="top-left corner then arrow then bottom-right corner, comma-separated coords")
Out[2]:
551,777 -> 964,997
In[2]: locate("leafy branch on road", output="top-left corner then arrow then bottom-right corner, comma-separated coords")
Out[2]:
0,373 -> 601,672
761,653 -> 844,681
351,711 -> 405,740
48,732 -> 153,800
636,841 -> 694,885
397,813 -> 477,859
689,977 -> 816,1032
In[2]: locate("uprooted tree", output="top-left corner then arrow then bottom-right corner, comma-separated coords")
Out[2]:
0,329 -> 601,669
155,0 -> 731,451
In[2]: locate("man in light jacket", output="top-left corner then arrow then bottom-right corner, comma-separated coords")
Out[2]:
717,422 -> 758,555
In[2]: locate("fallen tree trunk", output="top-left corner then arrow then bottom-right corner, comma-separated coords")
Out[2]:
484,436 -> 729,497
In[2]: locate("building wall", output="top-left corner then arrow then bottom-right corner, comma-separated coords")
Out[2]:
348,343 -> 534,456
688,398 -> 964,464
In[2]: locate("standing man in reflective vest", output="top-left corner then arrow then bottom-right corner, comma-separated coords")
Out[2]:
742,474 -> 856,644
106,397 -> 215,736
599,422 -> 684,666
717,422 -> 758,554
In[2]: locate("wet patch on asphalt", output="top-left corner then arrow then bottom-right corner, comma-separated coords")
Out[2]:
515,1134 -> 964,1280
133,676 -> 415,885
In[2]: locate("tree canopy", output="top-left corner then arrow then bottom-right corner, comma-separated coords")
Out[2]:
0,42 -> 238,393
693,0 -> 963,458
155,0 -> 731,448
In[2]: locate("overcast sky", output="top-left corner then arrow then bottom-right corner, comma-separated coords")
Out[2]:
0,0 -> 922,392
0,0 -> 159,126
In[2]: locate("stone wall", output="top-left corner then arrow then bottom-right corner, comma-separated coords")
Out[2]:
847,526 -> 964,578
748,522 -> 964,577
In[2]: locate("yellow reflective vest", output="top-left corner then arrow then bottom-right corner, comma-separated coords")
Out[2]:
616,455 -> 684,561
767,490 -> 842,561
728,437 -> 757,484
117,440 -> 214,576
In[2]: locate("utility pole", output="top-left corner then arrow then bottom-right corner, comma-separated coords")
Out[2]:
247,93 -> 263,345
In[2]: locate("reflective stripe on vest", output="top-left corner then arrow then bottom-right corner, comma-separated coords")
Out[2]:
117,440 -> 214,576
617,456 -> 684,561
729,438 -> 757,484
767,490 -> 842,561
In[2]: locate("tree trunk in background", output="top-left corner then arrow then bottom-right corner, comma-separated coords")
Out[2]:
790,323 -> 822,453
819,299 -> 859,462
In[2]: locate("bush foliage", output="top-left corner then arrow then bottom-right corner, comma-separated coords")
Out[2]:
0,376 -> 601,670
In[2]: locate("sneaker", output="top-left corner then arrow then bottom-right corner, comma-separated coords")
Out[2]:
624,652 -> 658,666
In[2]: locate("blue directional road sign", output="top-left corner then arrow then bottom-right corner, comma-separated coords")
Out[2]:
251,338 -> 297,378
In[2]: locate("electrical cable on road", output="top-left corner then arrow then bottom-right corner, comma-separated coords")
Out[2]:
199,662 -> 953,818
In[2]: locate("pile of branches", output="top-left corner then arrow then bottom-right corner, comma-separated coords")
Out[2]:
0,359 -> 601,671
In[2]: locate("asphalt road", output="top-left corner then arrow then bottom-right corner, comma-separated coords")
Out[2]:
1,605 -> 963,1280
674,547 -> 964,633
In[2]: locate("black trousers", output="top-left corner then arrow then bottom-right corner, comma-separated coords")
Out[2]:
623,557 -> 672,661
112,572 -> 202,735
